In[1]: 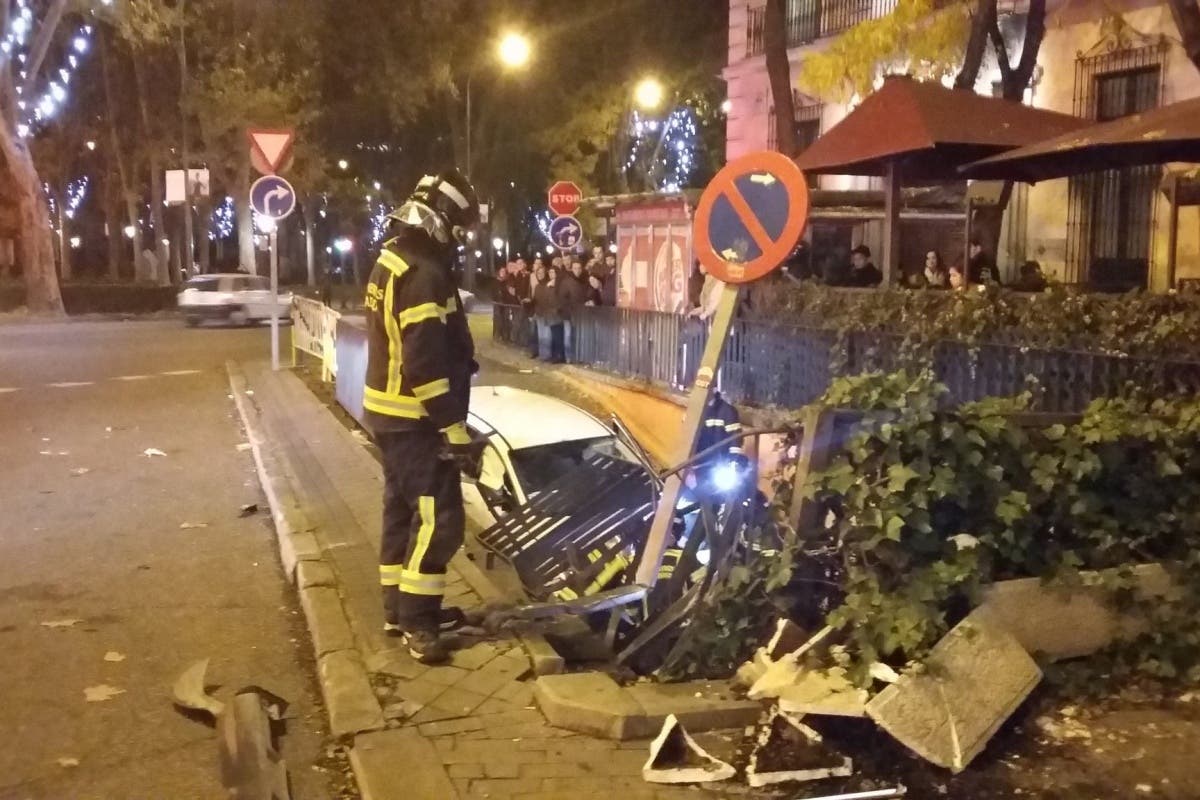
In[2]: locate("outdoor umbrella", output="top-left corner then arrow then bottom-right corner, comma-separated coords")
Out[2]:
793,75 -> 1086,281
961,95 -> 1200,285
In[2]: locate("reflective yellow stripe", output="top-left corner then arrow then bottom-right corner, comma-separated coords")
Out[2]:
399,569 -> 446,596
588,549 -> 602,563
384,275 -> 400,394
408,496 -> 435,576
377,250 -> 410,277
658,566 -> 674,579
585,554 -> 630,595
379,564 -> 404,587
729,446 -> 745,455
363,387 -> 427,419
398,302 -> 447,329
553,586 -> 579,601
413,378 -> 450,401
704,419 -> 726,427
725,422 -> 743,432
442,422 -> 470,445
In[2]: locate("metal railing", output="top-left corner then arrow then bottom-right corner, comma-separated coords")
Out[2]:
746,0 -> 898,56
492,304 -> 1200,413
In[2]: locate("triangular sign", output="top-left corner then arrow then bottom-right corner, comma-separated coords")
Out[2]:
249,129 -> 294,173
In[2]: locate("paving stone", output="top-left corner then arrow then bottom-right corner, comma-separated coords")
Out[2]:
493,681 -> 535,706
448,763 -> 485,779
467,778 -> 543,797
457,664 -> 524,697
450,641 -> 501,671
352,729 -> 458,800
866,610 -> 1042,772
320,650 -> 386,737
296,558 -> 336,589
422,664 -> 471,687
474,696 -> 525,716
396,677 -> 450,706
534,672 -> 645,739
477,709 -> 547,728
483,761 -> 522,779
301,585 -> 356,657
432,686 -> 491,717
365,649 -> 428,681
418,716 -> 486,737
521,633 -> 565,676
410,705 -> 469,726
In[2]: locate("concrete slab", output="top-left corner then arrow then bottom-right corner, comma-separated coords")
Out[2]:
866,611 -> 1041,772
300,586 -> 355,657
351,729 -> 459,800
319,650 -> 386,738
625,682 -> 762,734
296,558 -> 336,590
976,564 -> 1175,661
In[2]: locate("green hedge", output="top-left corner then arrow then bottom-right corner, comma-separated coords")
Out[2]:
0,282 -> 179,314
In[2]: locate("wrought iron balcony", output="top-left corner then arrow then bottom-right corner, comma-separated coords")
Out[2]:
745,0 -> 899,57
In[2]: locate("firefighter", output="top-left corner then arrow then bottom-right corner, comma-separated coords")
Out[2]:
690,392 -> 748,499
364,169 -> 481,664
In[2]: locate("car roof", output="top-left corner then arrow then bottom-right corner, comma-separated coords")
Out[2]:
468,385 -> 611,451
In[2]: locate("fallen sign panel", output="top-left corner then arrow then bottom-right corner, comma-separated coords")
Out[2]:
865,611 -> 1041,773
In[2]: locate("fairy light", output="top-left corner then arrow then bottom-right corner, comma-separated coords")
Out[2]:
209,196 -> 234,241
64,176 -> 88,219
12,8 -> 103,137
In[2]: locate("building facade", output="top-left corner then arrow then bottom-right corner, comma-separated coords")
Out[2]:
724,0 -> 1200,288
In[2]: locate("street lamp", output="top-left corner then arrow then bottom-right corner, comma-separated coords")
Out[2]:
492,236 -> 505,251
466,31 -> 532,179
634,77 -> 665,111
333,237 -> 353,254
338,159 -> 349,171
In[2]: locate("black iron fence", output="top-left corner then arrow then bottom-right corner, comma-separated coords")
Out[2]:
492,304 -> 1200,413
746,0 -> 898,56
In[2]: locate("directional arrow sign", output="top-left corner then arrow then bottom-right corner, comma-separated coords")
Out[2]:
250,175 -> 296,220
248,128 -> 295,176
549,214 -> 582,251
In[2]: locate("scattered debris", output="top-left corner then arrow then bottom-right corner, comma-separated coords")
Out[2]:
519,369 -> 534,374
180,521 -> 209,530
40,618 -> 83,629
795,789 -> 907,800
173,659 -> 226,719
1035,714 -> 1092,741
642,715 -> 735,784
56,757 -> 80,768
236,442 -> 253,452
745,710 -> 853,788
104,651 -> 126,663
69,467 -> 91,477
244,390 -> 254,396
218,690 -> 291,800
866,612 -> 1042,773
84,684 -> 125,702
239,503 -> 259,518
382,700 -> 425,721
143,448 -> 167,457
869,662 -> 902,684
350,429 -> 371,446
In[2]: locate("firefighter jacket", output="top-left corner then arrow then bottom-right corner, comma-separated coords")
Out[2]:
696,394 -> 745,464
363,231 -> 475,441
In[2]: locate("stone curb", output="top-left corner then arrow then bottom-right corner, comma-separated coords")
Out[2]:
225,360 -> 386,741
533,672 -> 763,740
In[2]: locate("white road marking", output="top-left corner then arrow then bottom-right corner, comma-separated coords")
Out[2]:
114,375 -> 152,381
47,381 -> 94,388
160,369 -> 202,376
0,387 -> 19,394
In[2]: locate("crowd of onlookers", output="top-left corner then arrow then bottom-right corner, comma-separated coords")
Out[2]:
494,246 -> 618,362
792,239 -> 1049,292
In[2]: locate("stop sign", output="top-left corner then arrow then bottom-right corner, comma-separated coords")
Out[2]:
548,181 -> 583,216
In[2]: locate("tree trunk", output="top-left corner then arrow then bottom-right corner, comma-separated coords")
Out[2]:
1168,0 -> 1200,73
303,201 -> 316,285
55,186 -> 72,282
197,195 -> 212,274
105,177 -> 122,280
124,194 -> 145,281
955,0 -> 996,90
235,158 -> 256,274
0,126 -> 62,312
132,56 -> 171,285
100,31 -> 143,281
763,0 -> 797,155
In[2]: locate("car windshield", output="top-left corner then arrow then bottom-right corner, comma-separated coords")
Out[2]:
184,277 -> 221,292
507,436 -> 634,496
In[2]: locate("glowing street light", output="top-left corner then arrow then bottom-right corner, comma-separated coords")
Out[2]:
492,236 -> 505,251
123,225 -> 135,239
333,237 -> 353,254
85,140 -> 96,151
634,77 -> 665,111
337,159 -> 349,171
720,98 -> 733,114
497,32 -> 532,69
69,236 -> 81,249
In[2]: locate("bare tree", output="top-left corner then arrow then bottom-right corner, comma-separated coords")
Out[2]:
764,0 -> 798,155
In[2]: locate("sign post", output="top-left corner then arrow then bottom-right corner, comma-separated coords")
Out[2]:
634,151 -> 810,587
250,174 -> 297,371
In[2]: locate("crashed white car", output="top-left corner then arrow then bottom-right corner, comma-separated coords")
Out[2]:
465,386 -> 651,522
178,273 -> 292,327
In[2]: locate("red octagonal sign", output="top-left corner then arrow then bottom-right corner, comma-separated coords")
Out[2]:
548,181 -> 583,217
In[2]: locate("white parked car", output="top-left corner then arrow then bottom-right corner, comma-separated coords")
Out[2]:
465,386 -> 652,522
178,273 -> 293,327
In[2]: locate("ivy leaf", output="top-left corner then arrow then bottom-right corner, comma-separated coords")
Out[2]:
1158,456 -> 1183,477
996,491 -> 1030,525
885,516 -> 905,540
887,463 -> 920,492
1044,423 -> 1066,441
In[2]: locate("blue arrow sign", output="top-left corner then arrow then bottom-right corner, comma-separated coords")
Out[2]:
251,175 -> 296,221
549,214 -> 582,251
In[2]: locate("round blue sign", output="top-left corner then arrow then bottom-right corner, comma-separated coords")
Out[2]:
250,175 -> 296,221
549,214 -> 582,251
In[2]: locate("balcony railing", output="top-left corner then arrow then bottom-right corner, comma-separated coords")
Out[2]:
746,0 -> 898,57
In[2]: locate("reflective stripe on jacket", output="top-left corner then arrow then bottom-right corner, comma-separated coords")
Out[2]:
364,233 -> 474,435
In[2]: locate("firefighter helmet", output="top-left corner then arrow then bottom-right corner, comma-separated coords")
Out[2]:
388,170 -> 480,245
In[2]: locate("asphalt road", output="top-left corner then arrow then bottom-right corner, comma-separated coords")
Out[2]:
0,319 -> 336,799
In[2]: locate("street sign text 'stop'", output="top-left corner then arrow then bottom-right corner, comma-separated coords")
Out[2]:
548,181 -> 583,217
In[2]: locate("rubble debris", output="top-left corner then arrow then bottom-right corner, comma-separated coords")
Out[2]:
69,467 -> 90,477
84,684 -> 125,702
173,659 -> 226,720
236,442 -> 253,452
104,651 -> 126,663
239,503 -> 259,518
745,710 -> 853,787
866,612 -> 1041,773
869,662 -> 901,684
1035,714 -> 1092,741
40,618 -> 83,629
56,757 -> 80,768
142,448 -> 167,457
642,714 -> 735,784
180,522 -> 209,530
796,789 -> 907,800
218,689 -> 291,800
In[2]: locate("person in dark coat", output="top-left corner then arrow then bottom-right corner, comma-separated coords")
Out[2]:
533,266 -> 564,362
966,239 -> 1001,286
559,258 -> 590,362
843,245 -> 882,287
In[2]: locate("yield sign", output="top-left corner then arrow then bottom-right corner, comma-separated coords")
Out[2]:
248,128 -> 295,175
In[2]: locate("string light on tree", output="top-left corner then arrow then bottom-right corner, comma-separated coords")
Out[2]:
64,176 -> 88,219
209,196 -> 234,241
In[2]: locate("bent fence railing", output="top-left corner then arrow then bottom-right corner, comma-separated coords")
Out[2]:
493,304 -> 1200,413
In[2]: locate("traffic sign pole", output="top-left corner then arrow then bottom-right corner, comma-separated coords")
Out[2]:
270,231 -> 280,371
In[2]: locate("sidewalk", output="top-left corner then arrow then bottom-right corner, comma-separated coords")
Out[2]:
230,359 -> 745,800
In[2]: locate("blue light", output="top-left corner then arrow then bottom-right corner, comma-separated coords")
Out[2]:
710,462 -> 741,493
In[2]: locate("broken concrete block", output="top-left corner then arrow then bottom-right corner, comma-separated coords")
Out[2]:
625,681 -> 762,733
534,672 -> 644,739
296,559 -> 336,590
642,715 -> 735,784
775,668 -> 869,718
866,611 -> 1041,772
975,563 -> 1175,662
748,626 -> 834,700
745,710 -> 853,788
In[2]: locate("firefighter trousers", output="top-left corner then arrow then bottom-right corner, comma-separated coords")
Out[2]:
377,428 -> 465,633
